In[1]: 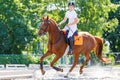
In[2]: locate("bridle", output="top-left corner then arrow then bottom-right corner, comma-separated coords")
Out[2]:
39,19 -> 62,51
40,20 -> 50,33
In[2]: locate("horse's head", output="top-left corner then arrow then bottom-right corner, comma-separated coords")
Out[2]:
38,16 -> 51,36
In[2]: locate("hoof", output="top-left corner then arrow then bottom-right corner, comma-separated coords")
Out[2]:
80,71 -> 83,74
60,68 -> 63,72
64,75 -> 68,78
41,70 -> 46,75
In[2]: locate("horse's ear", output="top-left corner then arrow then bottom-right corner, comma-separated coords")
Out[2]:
46,16 -> 49,20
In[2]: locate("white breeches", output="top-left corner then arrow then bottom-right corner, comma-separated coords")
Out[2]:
63,26 -> 77,38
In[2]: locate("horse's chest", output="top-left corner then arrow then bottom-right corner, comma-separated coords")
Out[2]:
51,45 -> 59,52
48,43 -> 57,52
48,44 -> 63,53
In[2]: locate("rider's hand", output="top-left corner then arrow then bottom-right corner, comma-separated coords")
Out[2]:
58,23 -> 61,27
66,24 -> 70,27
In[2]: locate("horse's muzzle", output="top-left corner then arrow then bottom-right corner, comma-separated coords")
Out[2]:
38,31 -> 45,36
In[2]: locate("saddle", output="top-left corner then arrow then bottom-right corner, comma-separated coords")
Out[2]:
61,30 -> 83,45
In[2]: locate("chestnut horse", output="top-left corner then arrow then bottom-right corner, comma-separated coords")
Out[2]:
38,16 -> 108,77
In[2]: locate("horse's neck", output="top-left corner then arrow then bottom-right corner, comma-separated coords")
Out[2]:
48,27 -> 61,44
48,20 -> 66,46
48,24 -> 67,54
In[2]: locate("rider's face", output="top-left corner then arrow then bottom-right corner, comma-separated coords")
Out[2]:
68,5 -> 74,11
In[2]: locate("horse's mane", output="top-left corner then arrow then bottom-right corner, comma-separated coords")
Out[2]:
49,19 -> 61,31
49,19 -> 57,26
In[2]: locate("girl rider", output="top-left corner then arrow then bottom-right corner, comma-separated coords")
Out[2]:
58,1 -> 79,54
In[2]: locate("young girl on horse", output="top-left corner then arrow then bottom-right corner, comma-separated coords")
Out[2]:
58,1 -> 79,54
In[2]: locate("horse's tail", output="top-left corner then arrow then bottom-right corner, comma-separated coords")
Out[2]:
94,36 -> 109,63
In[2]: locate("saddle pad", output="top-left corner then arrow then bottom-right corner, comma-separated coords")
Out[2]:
74,35 -> 83,45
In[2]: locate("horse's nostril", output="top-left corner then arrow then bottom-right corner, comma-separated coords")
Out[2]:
38,31 -> 45,36
38,31 -> 42,36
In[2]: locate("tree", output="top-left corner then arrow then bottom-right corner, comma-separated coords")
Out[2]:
103,4 -> 120,52
111,0 -> 120,4
0,0 -> 42,54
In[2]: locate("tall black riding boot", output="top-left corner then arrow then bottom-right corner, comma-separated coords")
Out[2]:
68,37 -> 74,55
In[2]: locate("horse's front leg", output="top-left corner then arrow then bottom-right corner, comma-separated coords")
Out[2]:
50,54 -> 63,72
40,50 -> 52,75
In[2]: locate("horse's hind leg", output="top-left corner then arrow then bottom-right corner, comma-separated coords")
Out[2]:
40,50 -> 52,75
80,52 -> 91,74
50,54 -> 63,72
65,53 -> 79,77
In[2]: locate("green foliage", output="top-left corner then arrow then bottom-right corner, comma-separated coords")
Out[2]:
0,0 -> 43,54
0,54 -> 39,65
103,1 -> 120,52
111,0 -> 120,4
0,54 -> 58,65
108,54 -> 115,65
103,25 -> 120,52
75,0 -> 111,36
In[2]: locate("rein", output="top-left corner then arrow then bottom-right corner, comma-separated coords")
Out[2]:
40,20 -> 59,34
40,20 -> 50,32
40,19 -> 62,51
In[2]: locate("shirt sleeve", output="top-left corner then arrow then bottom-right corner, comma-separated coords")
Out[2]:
65,11 -> 69,18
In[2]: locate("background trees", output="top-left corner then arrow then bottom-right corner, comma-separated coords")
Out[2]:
0,0 -> 119,54
103,0 -> 120,52
0,0 -> 42,54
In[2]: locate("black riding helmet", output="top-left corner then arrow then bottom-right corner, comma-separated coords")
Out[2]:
68,2 -> 75,6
